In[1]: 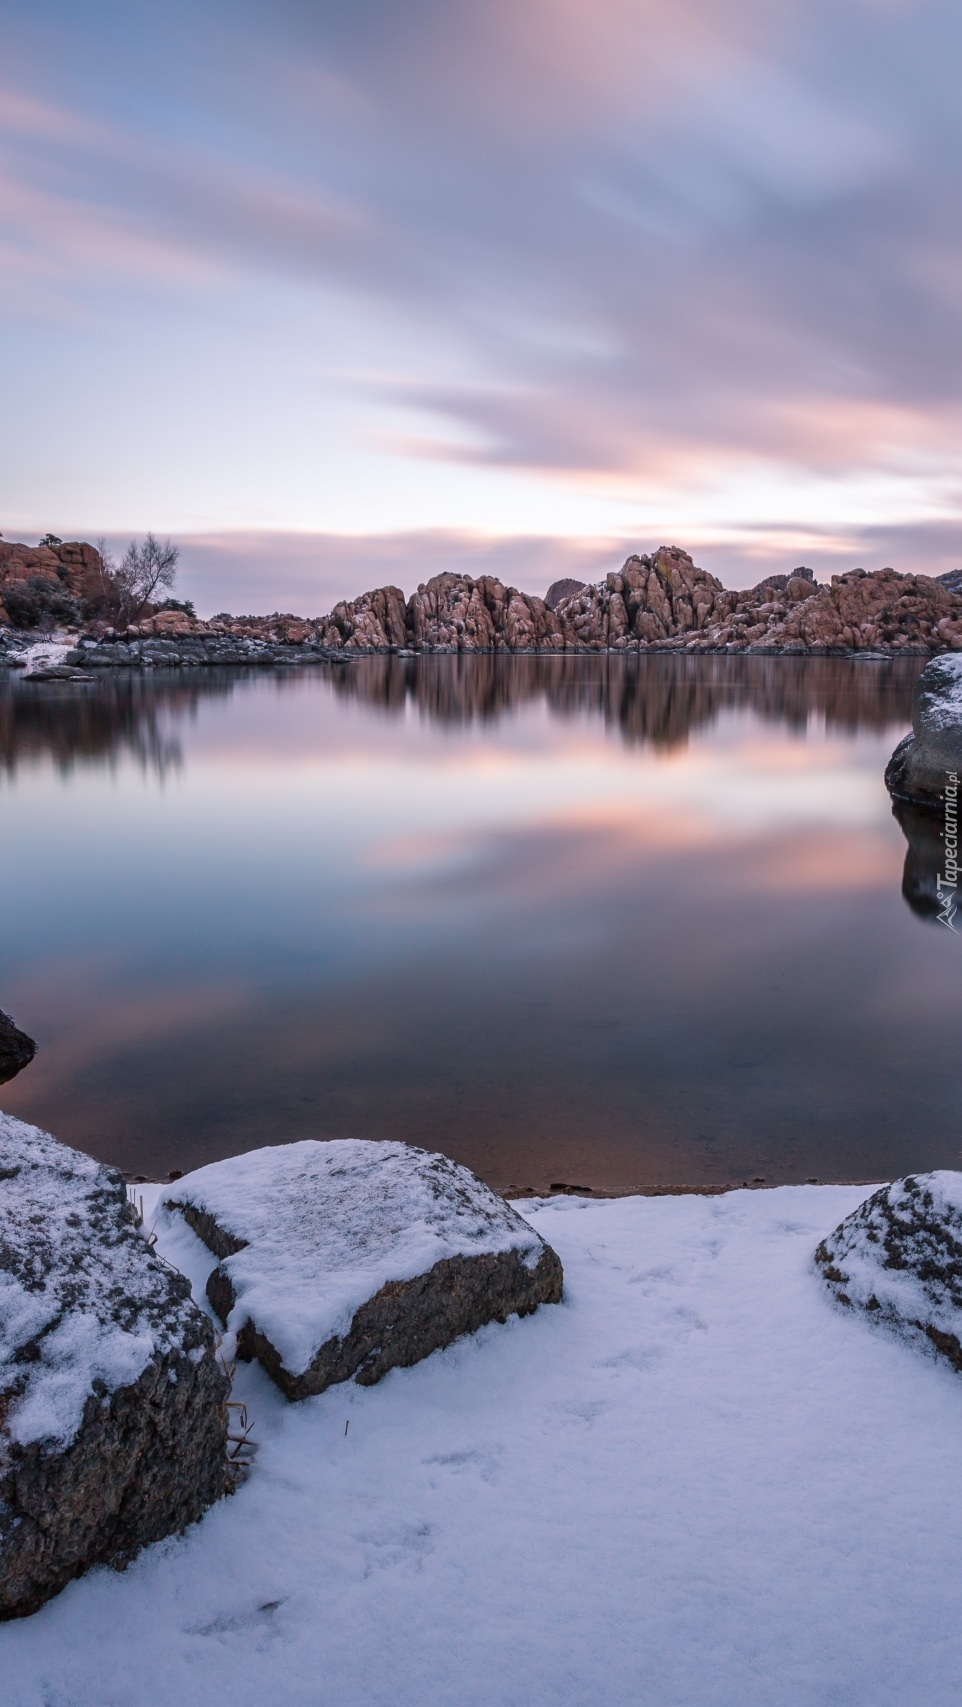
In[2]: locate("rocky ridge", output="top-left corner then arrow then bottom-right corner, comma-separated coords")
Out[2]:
3,540 -> 962,662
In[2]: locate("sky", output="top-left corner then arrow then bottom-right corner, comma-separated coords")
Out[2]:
2,0 -> 961,612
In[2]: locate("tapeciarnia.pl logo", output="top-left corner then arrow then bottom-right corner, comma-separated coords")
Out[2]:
938,770 -> 959,930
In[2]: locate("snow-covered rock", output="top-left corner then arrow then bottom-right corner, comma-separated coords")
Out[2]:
885,652 -> 962,809
163,1140 -> 563,1399
815,1172 -> 962,1369
0,1114 -> 228,1620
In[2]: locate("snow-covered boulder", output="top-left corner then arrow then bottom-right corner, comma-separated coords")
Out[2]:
885,652 -> 962,810
815,1172 -> 962,1370
0,1115 -> 228,1620
163,1140 -> 563,1399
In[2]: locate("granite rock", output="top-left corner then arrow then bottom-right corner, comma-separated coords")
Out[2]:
0,1115 -> 228,1619
165,1140 -> 563,1400
885,652 -> 962,810
816,1173 -> 962,1372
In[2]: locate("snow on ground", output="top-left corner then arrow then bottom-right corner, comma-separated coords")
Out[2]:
5,1183 -> 962,1707
19,637 -> 72,676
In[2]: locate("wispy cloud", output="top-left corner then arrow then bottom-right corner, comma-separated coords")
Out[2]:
1,0 -> 961,577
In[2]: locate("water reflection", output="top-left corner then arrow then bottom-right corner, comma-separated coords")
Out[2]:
891,800 -> 945,923
1,654 -> 956,1193
0,653 -> 922,776
0,672 -> 199,777
331,652 -> 920,743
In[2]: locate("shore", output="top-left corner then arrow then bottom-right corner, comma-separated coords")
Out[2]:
3,1180 -> 960,1707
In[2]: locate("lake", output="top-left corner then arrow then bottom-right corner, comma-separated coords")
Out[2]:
0,653 -> 956,1193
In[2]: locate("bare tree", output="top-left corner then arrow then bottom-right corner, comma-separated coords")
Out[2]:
112,534 -> 180,624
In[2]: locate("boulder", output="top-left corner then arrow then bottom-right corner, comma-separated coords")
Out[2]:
164,1139 -> 563,1399
0,1114 -> 228,1619
885,653 -> 962,810
0,1012 -> 36,1085
815,1173 -> 962,1371
544,577 -> 586,612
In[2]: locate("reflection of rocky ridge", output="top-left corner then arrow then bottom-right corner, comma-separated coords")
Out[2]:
0,654 -> 922,775
0,674 -> 235,778
330,652 -> 922,747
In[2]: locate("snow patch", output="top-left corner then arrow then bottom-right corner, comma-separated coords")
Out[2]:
0,1113 -> 200,1450
20,638 -> 73,677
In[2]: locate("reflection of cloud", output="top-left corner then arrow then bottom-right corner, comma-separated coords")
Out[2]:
1,964 -> 253,1112
741,830 -> 899,892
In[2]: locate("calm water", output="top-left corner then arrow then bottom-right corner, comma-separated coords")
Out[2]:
0,653 -> 957,1192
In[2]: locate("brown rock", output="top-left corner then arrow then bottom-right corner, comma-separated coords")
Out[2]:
544,577 -> 586,611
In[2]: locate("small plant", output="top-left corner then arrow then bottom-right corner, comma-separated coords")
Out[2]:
215,1333 -> 257,1488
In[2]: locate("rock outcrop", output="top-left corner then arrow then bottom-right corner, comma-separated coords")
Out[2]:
3,539 -> 962,660
0,541 -> 106,630
312,551 -> 962,657
816,1173 -> 962,1372
0,1012 -> 36,1085
885,653 -> 962,810
544,577 -> 586,611
0,1115 -> 228,1619
164,1139 -> 563,1400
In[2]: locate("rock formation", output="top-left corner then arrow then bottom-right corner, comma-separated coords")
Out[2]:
0,1011 -> 36,1085
885,653 -> 962,810
0,1114 -> 228,1619
3,538 -> 962,659
164,1139 -> 563,1400
0,541 -> 106,629
544,577 -> 586,611
310,550 -> 962,656
816,1173 -> 962,1372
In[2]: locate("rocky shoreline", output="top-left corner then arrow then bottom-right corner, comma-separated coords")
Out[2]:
2,539 -> 962,667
